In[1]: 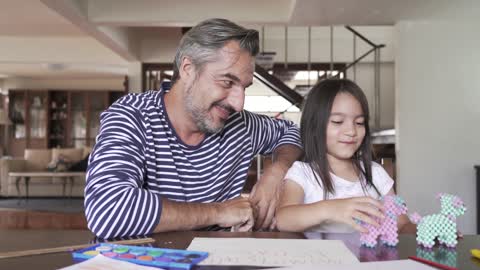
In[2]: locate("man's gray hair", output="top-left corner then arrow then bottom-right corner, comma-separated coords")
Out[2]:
171,18 -> 259,84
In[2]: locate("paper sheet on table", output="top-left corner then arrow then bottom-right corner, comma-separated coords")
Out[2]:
58,254 -> 164,270
187,237 -> 358,266
265,259 -> 437,270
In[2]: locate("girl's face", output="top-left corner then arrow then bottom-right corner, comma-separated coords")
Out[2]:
326,92 -> 366,163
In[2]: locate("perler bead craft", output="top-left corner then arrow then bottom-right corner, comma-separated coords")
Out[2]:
359,195 -> 408,248
410,193 -> 466,248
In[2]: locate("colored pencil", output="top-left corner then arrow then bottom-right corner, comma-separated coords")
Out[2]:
408,255 -> 458,270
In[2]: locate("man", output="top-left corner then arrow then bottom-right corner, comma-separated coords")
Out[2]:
85,18 -> 302,239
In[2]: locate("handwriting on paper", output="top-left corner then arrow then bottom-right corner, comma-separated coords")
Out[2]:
187,238 -> 358,266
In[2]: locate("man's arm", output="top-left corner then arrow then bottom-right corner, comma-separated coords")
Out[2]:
153,197 -> 254,232
241,110 -> 302,230
249,144 -> 302,230
85,103 -> 158,239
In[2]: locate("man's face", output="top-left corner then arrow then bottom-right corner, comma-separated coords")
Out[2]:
183,41 -> 255,134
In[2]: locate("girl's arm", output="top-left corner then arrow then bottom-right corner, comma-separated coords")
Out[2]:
385,188 -> 417,234
276,180 -> 385,232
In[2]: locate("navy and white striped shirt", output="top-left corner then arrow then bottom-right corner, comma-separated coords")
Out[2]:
85,90 -> 301,239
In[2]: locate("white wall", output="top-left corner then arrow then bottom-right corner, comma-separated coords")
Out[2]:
3,77 -> 124,91
140,28 -> 183,63
127,61 -> 142,93
138,26 -> 395,128
347,62 -> 395,129
0,37 -> 126,64
395,21 -> 480,233
139,25 -> 394,63
261,26 -> 394,63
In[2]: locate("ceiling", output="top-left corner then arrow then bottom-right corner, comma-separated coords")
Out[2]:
0,0 -> 477,80
0,0 -> 84,36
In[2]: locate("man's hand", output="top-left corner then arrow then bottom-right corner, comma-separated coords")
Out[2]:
250,144 -> 302,231
215,197 -> 254,231
249,164 -> 286,230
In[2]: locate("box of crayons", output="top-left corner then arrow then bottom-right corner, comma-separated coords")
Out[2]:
72,243 -> 208,269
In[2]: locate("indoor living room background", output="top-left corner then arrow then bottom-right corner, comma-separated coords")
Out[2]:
0,0 -> 478,235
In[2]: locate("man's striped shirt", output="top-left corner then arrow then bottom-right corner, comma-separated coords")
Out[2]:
84,90 -> 301,239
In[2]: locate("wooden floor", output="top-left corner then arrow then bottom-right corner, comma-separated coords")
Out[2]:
0,209 -> 87,229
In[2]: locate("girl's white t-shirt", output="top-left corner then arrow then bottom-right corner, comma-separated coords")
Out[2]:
284,161 -> 394,233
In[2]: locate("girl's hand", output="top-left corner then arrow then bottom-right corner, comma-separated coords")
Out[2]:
324,196 -> 385,233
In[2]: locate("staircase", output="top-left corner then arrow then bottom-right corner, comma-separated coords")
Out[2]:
255,25 -> 385,128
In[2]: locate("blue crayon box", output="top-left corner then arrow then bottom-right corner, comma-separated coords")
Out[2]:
72,243 -> 208,269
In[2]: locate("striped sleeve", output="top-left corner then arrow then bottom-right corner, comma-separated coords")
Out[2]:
241,110 -> 302,156
84,102 -> 161,239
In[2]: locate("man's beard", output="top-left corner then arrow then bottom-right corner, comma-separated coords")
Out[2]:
184,84 -> 234,134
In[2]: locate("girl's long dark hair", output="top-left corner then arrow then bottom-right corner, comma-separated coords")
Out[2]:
300,79 -> 379,199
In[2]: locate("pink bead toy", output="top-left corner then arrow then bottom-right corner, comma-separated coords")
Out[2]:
410,193 -> 466,248
359,195 -> 408,247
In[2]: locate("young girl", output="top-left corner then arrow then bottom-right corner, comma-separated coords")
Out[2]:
276,79 -> 414,233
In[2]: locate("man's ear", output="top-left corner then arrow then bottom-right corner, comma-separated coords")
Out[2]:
179,56 -> 195,82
